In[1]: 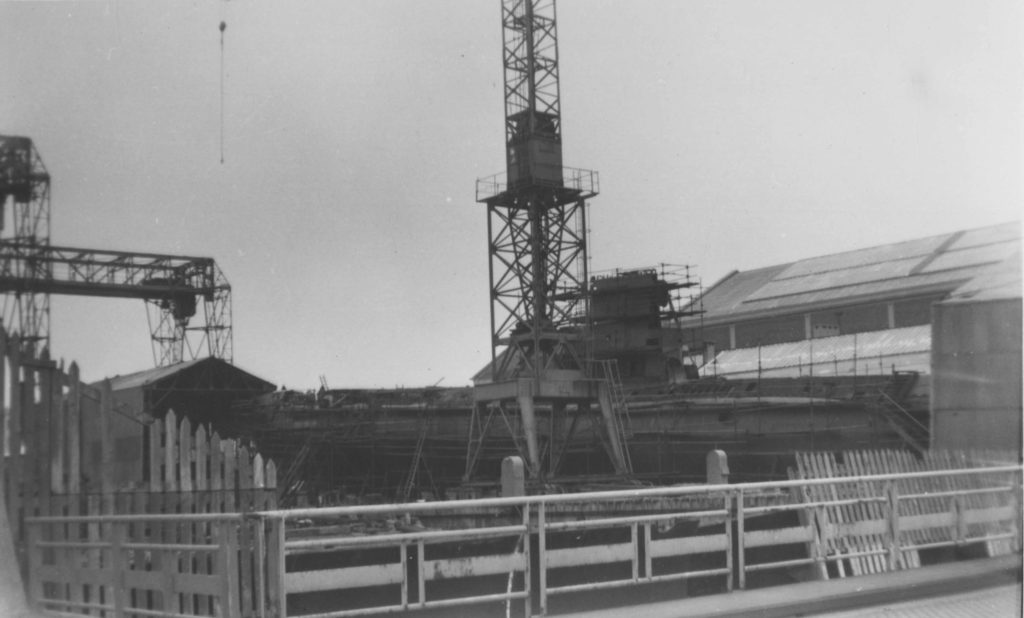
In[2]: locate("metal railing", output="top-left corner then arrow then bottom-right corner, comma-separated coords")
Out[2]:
475,167 -> 599,202
25,464 -> 1022,617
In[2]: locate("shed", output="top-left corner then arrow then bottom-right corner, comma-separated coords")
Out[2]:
102,356 -> 275,425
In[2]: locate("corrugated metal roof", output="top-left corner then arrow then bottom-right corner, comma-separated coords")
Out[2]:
685,265 -> 789,315
945,252 -> 1022,303
734,268 -> 979,313
919,240 -> 1019,275
772,233 -> 949,280
702,325 -> 932,378
682,221 -> 1020,325
747,256 -> 922,301
948,222 -> 1021,251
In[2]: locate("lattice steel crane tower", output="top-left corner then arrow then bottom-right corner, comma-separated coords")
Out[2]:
0,135 -> 232,366
469,0 -> 629,480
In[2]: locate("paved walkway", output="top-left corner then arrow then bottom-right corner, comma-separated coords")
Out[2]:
815,582 -> 1022,617
557,555 -> 1022,618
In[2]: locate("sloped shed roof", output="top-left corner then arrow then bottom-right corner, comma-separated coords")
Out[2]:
683,221 -> 1021,327
102,356 -> 274,396
98,357 -> 275,422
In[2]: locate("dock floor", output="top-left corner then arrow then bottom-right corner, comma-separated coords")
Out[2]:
556,555 -> 1022,618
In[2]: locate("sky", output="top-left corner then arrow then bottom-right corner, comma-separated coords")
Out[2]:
0,1 -> 1020,389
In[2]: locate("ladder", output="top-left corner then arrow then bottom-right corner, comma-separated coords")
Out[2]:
279,436 -> 316,505
874,372 -> 928,454
595,359 -> 633,474
400,415 -> 430,502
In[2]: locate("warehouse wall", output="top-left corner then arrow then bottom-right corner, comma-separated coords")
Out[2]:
931,297 -> 1023,454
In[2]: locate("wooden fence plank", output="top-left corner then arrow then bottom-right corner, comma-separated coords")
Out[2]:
818,452 -> 850,577
149,420 -> 162,492
33,354 -> 52,517
0,330 -> 7,511
23,356 -> 39,522
165,410 -> 179,493
66,362 -> 81,495
223,439 -> 237,514
47,359 -> 64,497
211,432 -> 223,512
195,425 -> 209,494
266,460 -> 277,492
7,336 -> 22,551
238,446 -> 252,511
253,454 -> 265,489
179,417 -> 194,494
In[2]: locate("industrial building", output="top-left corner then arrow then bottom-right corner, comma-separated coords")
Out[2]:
679,221 -> 1020,382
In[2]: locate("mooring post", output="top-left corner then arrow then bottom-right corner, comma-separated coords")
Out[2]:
706,450 -> 729,485
502,456 -> 526,497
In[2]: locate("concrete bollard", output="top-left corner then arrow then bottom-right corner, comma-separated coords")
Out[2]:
706,449 -> 730,484
501,455 -> 526,497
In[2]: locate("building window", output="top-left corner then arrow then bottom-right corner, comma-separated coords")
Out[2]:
734,314 -> 805,347
894,296 -> 944,327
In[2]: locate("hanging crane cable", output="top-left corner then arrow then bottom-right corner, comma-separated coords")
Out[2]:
219,19 -> 227,164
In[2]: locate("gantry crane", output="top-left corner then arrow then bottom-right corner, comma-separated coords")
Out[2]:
467,0 -> 630,481
0,134 -> 232,366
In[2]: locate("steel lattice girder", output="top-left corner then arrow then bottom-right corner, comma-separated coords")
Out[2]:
1,134 -> 232,365
486,197 -> 587,345
0,242 -> 223,299
0,135 -> 51,352
502,0 -> 561,138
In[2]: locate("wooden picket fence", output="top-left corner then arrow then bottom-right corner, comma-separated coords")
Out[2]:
791,449 -> 1020,579
0,324 -> 278,615
142,408 -> 277,511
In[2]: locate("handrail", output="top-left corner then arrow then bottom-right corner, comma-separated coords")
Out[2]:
26,466 -> 1015,525
252,464 -> 1022,521
25,464 -> 1022,618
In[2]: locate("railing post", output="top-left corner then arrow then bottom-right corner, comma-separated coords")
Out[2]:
218,520 -> 240,618
734,488 -> 744,591
953,494 -> 966,545
538,501 -> 547,616
631,522 -> 639,582
400,543 -> 409,609
885,482 -> 900,571
253,516 -> 267,618
26,522 -> 43,611
266,517 -> 286,618
416,541 -> 425,608
522,503 -> 531,618
643,522 -> 652,582
111,521 -> 127,618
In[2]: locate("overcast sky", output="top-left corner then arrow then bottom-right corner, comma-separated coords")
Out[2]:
1,1 -> 1020,389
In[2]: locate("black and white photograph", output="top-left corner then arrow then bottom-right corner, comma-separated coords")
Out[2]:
0,1 -> 1020,616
